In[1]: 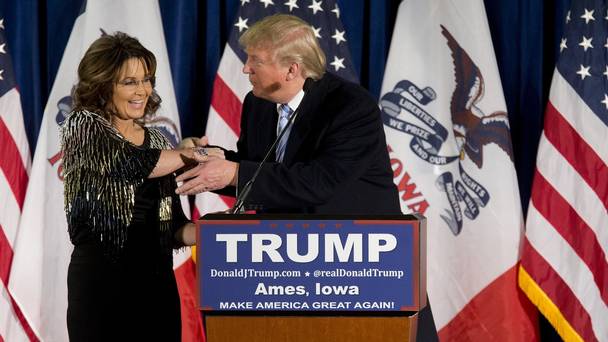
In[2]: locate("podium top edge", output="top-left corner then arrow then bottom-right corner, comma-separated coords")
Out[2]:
199,213 -> 425,221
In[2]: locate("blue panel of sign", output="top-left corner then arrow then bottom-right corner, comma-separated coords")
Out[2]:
198,219 -> 419,312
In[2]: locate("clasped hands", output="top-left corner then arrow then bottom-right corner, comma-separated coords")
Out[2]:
176,136 -> 238,195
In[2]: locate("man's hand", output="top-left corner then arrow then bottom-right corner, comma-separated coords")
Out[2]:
175,159 -> 238,195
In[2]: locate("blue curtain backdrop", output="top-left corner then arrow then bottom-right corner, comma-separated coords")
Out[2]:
0,0 -> 571,211
1,0 -> 570,337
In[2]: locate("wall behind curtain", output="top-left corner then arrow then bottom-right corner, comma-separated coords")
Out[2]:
1,0 -> 573,229
1,0 -> 570,210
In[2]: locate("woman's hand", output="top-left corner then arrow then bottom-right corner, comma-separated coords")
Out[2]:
192,146 -> 225,163
174,222 -> 196,246
179,136 -> 208,149
182,136 -> 226,163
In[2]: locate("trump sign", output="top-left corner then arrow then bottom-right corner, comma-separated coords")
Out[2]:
197,215 -> 426,312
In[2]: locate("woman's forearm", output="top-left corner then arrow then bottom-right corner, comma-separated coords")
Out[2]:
149,146 -> 226,178
149,148 -> 196,178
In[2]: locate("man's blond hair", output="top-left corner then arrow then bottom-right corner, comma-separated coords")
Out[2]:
239,14 -> 326,80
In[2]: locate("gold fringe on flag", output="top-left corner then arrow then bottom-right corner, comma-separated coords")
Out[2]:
518,265 -> 583,342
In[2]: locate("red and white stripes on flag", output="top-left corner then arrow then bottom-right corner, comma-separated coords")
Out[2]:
194,46 -> 244,214
0,19 -> 38,341
519,73 -> 608,342
0,92 -> 37,342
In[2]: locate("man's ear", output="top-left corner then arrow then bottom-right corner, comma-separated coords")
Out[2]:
286,62 -> 300,80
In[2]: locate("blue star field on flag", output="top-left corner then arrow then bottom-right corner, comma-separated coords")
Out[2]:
557,0 -> 608,126
0,18 -> 18,97
228,0 -> 358,83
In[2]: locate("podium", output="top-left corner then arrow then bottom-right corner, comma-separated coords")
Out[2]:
197,214 -> 426,342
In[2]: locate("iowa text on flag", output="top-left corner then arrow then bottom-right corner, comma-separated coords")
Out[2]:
0,17 -> 38,342
7,1 -> 203,340
519,0 -> 608,341
379,0 -> 537,340
195,0 -> 357,215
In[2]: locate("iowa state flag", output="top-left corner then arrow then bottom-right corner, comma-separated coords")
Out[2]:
7,1 -> 203,341
379,0 -> 538,340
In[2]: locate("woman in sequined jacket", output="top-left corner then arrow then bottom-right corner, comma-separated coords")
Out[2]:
61,32 -> 219,342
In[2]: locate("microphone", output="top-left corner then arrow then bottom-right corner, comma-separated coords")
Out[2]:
230,78 -> 313,213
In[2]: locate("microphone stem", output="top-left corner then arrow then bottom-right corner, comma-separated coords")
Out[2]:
230,108 -> 299,213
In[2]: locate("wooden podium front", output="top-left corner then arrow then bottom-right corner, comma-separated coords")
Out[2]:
197,214 -> 426,342
205,315 -> 417,342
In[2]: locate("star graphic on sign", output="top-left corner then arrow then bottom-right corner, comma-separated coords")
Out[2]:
331,4 -> 340,18
579,36 -> 593,51
330,56 -> 345,71
241,0 -> 250,5
604,37 -> 608,48
0,18 -> 4,30
605,9 -> 608,20
332,29 -> 346,45
308,0 -> 323,15
560,38 -> 567,52
566,11 -> 571,23
304,272 -> 310,277
259,0 -> 274,8
0,69 -> 4,81
581,8 -> 595,24
235,17 -> 249,32
284,0 -> 299,11
576,64 -> 591,80
602,94 -> 608,109
0,43 -> 5,54
603,65 -> 608,79
311,25 -> 322,38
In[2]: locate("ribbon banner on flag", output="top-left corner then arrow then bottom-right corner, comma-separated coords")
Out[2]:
7,1 -> 203,341
380,0 -> 537,340
519,1 -> 608,341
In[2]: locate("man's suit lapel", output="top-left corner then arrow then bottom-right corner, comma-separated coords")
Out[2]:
253,100 -> 278,160
282,76 -> 329,165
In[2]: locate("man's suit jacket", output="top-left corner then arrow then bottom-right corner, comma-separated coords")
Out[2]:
226,72 -> 400,214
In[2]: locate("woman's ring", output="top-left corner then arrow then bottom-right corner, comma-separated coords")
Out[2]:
194,147 -> 208,157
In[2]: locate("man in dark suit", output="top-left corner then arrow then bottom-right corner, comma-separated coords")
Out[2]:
176,13 -> 399,215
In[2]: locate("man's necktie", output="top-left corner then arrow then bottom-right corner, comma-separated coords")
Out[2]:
276,104 -> 293,162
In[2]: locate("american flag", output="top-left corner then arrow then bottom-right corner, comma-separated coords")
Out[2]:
519,0 -> 608,341
195,0 -> 356,214
0,17 -> 37,341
